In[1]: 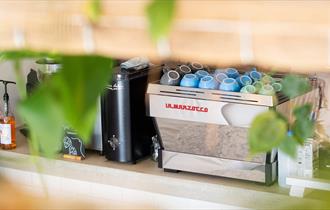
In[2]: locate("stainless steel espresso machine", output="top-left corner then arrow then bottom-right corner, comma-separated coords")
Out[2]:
146,69 -> 321,185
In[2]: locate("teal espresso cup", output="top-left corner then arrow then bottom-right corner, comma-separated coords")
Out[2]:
240,84 -> 256,94
259,84 -> 275,95
198,75 -> 219,89
272,82 -> 282,92
219,78 -> 240,92
253,81 -> 263,92
236,75 -> 252,87
180,73 -> 199,88
261,75 -> 275,85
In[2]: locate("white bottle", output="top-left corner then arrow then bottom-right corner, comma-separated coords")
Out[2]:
278,138 -> 318,188
278,149 -> 296,188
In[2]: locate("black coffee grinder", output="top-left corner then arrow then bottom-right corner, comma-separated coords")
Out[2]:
101,64 -> 161,163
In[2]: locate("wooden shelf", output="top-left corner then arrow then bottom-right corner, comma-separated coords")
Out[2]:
0,130 -> 329,209
287,176 -> 330,197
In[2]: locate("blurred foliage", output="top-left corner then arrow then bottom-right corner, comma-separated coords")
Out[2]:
249,75 -> 314,158
282,74 -> 311,99
1,51 -> 113,157
249,110 -> 287,155
292,104 -> 314,144
146,0 -> 176,42
84,0 -> 102,24
0,50 -> 54,61
279,134 -> 299,158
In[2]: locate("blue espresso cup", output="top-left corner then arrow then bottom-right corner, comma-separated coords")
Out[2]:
189,62 -> 204,73
195,70 -> 209,79
249,70 -> 262,82
236,75 -> 252,87
198,76 -> 219,89
244,67 -> 257,76
180,73 -> 199,88
225,68 -> 240,79
219,78 -> 240,92
214,72 -> 228,84
250,67 -> 257,72
213,69 -> 226,76
177,65 -> 192,75
160,70 -> 181,86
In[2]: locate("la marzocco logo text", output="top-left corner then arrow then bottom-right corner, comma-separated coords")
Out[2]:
165,103 -> 208,112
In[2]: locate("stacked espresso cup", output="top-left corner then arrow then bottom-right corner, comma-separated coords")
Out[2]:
160,63 -> 282,96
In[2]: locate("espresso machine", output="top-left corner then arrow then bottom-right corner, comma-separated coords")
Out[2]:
101,64 -> 162,163
146,67 -> 321,185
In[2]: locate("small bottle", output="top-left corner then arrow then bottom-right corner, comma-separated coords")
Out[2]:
0,109 -> 3,142
0,80 -> 16,150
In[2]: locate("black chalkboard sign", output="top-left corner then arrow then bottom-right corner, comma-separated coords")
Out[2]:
63,129 -> 86,159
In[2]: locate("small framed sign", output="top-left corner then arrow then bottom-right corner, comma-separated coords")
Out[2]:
63,128 -> 86,160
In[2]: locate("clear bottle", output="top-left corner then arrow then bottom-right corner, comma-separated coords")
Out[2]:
0,80 -> 16,150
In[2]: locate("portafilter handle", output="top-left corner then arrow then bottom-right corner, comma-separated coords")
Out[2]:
0,80 -> 16,116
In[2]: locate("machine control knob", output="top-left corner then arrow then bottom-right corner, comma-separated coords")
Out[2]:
108,135 -> 120,151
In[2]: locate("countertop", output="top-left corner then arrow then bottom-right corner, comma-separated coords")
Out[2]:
0,130 -> 329,209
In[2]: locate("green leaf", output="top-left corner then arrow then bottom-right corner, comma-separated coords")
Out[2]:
85,0 -> 102,24
248,110 -> 287,154
279,135 -> 298,158
18,54 -> 114,157
146,0 -> 176,41
0,50 -> 56,61
292,104 -> 314,144
18,88 -> 65,157
292,119 -> 314,144
281,75 -> 311,99
293,104 -> 312,120
55,55 -> 114,140
275,110 -> 288,123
